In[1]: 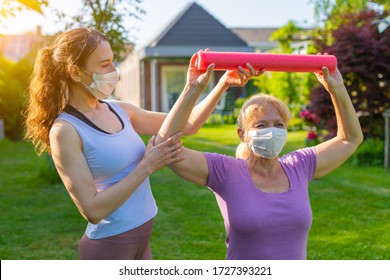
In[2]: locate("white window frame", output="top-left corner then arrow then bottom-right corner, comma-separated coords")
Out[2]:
161,65 -> 215,112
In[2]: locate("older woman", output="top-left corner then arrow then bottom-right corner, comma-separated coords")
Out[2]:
155,62 -> 363,260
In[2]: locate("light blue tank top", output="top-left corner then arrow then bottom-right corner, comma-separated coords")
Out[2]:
56,101 -> 158,239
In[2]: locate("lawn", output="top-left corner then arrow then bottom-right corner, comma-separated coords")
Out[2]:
0,125 -> 389,260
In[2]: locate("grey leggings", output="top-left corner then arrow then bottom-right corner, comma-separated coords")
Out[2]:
78,219 -> 154,260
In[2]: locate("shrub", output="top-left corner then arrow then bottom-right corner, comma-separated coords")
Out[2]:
0,55 -> 33,140
349,138 -> 384,167
38,154 -> 62,184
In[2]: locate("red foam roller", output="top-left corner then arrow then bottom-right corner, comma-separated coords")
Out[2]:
195,51 -> 337,72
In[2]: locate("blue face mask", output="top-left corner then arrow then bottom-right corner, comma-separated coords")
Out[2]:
248,127 -> 288,159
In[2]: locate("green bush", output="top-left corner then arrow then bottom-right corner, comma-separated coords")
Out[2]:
234,96 -> 248,109
288,116 -> 304,131
349,138 -> 384,167
38,153 -> 62,184
0,55 -> 33,140
233,97 -> 250,122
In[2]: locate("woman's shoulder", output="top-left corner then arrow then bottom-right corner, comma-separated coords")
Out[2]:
204,152 -> 245,169
106,100 -> 137,114
282,147 -> 316,160
280,147 -> 316,167
279,147 -> 317,178
50,117 -> 80,145
204,152 -> 238,161
203,152 -> 248,192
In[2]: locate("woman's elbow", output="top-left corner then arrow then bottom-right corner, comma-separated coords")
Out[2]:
346,134 -> 364,155
81,208 -> 104,225
357,133 -> 364,146
353,130 -> 364,148
86,215 -> 102,224
182,125 -> 199,135
344,129 -> 364,150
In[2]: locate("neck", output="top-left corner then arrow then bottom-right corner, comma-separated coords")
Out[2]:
246,153 -> 280,178
68,83 -> 100,112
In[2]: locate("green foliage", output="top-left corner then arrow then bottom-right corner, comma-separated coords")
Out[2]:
349,138 -> 385,167
311,0 -> 387,25
310,9 -> 390,139
0,55 -> 33,140
270,20 -> 301,53
234,96 -> 247,109
15,0 -> 45,14
53,0 -> 146,61
288,116 -> 304,131
253,71 -> 317,118
0,0 -> 47,22
250,20 -> 319,120
310,0 -> 389,45
38,153 -> 62,184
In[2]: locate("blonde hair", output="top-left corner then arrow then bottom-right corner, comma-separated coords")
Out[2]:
235,93 -> 291,159
24,28 -> 108,154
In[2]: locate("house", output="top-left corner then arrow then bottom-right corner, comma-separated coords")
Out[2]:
114,2 -> 314,112
1,2 -> 311,115
231,27 -> 279,51
0,27 -> 50,61
232,27 -> 312,54
115,2 -> 255,112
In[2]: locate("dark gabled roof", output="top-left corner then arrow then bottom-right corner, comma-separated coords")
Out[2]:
151,2 -> 247,47
141,2 -> 253,58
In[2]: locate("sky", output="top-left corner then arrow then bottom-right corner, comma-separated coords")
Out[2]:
0,0 -> 316,48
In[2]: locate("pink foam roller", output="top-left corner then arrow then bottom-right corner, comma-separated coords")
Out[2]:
195,51 -> 337,72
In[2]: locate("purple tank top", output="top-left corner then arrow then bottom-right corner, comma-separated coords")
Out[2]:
204,147 -> 317,260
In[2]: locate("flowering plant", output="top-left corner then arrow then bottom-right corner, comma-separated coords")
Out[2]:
299,108 -> 320,125
299,107 -> 321,146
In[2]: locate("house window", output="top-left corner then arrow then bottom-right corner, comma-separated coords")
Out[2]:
161,65 -> 214,112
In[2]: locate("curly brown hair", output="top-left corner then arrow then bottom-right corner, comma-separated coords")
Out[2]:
24,28 -> 108,154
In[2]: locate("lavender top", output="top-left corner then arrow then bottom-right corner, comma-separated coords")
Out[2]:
204,147 -> 317,260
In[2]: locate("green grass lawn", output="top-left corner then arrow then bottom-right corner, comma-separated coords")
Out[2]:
0,125 -> 389,260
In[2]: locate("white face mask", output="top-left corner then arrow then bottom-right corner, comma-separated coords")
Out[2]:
248,127 -> 288,159
80,68 -> 119,99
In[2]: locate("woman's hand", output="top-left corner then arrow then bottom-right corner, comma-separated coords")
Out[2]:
314,53 -> 344,94
186,50 -> 215,92
141,132 -> 184,175
220,63 -> 264,88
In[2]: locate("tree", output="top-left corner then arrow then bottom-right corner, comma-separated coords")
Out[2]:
0,0 -> 47,22
311,0 -> 389,24
54,0 -> 146,61
310,0 -> 390,45
0,55 -> 33,140
310,9 -> 390,139
0,0 -> 46,140
252,21 -> 318,119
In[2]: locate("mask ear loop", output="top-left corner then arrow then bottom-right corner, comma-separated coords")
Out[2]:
79,67 -> 93,77
77,67 -> 94,88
